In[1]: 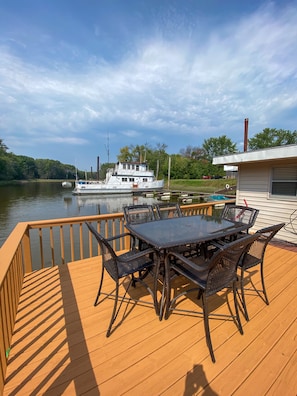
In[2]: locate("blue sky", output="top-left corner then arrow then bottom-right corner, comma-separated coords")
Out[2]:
0,0 -> 296,170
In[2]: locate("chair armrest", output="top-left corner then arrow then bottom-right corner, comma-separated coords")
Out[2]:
106,232 -> 137,249
208,240 -> 226,248
166,251 -> 209,273
106,232 -> 134,242
119,247 -> 156,262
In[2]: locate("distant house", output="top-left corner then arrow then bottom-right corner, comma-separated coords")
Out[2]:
213,144 -> 297,244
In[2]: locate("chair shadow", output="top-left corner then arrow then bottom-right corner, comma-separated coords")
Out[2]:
101,276 -> 157,335
168,278 -> 243,332
183,364 -> 219,395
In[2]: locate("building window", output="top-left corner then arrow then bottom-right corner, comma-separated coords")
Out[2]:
129,178 -> 135,182
122,177 -> 128,182
271,167 -> 297,198
143,178 -> 148,182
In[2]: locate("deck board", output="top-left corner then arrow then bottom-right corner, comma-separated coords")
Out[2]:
3,243 -> 297,395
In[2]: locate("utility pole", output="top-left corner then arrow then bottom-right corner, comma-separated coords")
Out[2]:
167,156 -> 171,190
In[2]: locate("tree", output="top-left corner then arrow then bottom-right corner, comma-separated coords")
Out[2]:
0,139 -> 8,154
117,143 -> 169,179
15,155 -> 39,179
117,144 -> 152,162
248,128 -> 297,150
179,145 -> 205,160
202,136 -> 237,161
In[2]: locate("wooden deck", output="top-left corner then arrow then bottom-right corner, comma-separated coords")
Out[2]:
3,243 -> 297,395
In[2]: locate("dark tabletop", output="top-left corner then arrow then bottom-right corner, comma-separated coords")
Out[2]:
126,214 -> 248,250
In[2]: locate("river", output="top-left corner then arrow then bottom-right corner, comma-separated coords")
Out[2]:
0,181 -> 159,246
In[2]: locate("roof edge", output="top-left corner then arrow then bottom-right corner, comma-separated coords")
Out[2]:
213,144 -> 297,165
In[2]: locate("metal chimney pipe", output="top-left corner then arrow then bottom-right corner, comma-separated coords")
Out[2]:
244,118 -> 249,152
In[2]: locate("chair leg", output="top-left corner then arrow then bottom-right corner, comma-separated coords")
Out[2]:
106,281 -> 119,337
94,266 -> 105,306
132,274 -> 137,288
201,293 -> 215,363
153,257 -> 161,317
233,282 -> 243,334
260,264 -> 269,305
240,267 -> 249,321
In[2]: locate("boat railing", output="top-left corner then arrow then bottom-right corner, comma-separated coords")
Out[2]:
0,199 -> 235,393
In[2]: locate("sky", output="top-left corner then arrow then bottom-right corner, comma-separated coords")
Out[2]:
0,0 -> 297,171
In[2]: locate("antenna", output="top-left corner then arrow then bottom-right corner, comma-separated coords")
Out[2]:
105,133 -> 110,163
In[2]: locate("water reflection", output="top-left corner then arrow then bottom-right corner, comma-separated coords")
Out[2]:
76,194 -> 158,214
0,183 -> 159,246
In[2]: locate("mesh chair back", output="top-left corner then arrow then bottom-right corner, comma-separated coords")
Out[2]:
154,202 -> 183,219
206,234 -> 258,296
221,204 -> 259,229
123,204 -> 156,224
85,222 -> 119,281
245,223 -> 285,263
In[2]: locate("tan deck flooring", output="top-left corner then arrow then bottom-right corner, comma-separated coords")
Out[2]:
3,243 -> 297,395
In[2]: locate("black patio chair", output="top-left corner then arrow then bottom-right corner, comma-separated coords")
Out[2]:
123,204 -> 157,251
284,209 -> 297,234
85,222 -> 156,336
123,204 -> 156,224
155,202 -> 201,258
237,222 -> 285,321
164,233 -> 258,363
221,203 -> 259,234
154,202 -> 183,219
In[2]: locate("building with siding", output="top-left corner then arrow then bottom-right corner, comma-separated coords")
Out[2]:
213,144 -> 297,244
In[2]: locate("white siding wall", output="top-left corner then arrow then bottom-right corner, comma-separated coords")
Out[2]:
236,161 -> 297,244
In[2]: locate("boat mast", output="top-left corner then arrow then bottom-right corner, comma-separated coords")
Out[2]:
105,133 -> 110,163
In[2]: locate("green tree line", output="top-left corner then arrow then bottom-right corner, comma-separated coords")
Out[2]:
114,128 -> 297,180
1,128 -> 296,181
0,139 -> 76,181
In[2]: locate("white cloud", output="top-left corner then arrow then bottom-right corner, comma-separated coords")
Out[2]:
0,1 -> 296,167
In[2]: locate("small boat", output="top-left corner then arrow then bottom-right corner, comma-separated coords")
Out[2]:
181,198 -> 192,204
207,194 -> 229,202
62,181 -> 72,189
72,161 -> 164,195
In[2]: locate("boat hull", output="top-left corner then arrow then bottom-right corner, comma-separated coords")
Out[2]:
72,183 -> 164,195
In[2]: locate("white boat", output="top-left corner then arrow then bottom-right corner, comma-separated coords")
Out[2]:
61,181 -> 72,189
72,161 -> 164,195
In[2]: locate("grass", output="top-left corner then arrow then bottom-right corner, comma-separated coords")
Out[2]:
167,178 -> 237,194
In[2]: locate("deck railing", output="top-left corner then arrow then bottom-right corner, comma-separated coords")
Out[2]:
0,200 -> 234,393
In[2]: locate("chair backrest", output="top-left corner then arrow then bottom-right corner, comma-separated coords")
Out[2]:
206,233 -> 259,296
221,204 -> 259,229
85,222 -> 119,281
123,204 -> 156,224
154,202 -> 183,220
247,223 -> 285,262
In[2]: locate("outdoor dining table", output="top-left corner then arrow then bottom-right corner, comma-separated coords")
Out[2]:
125,214 -> 250,319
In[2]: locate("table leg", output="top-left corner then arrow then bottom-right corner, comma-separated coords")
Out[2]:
153,252 -> 168,320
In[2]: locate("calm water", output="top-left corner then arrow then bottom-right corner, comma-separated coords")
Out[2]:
0,182 -> 159,246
